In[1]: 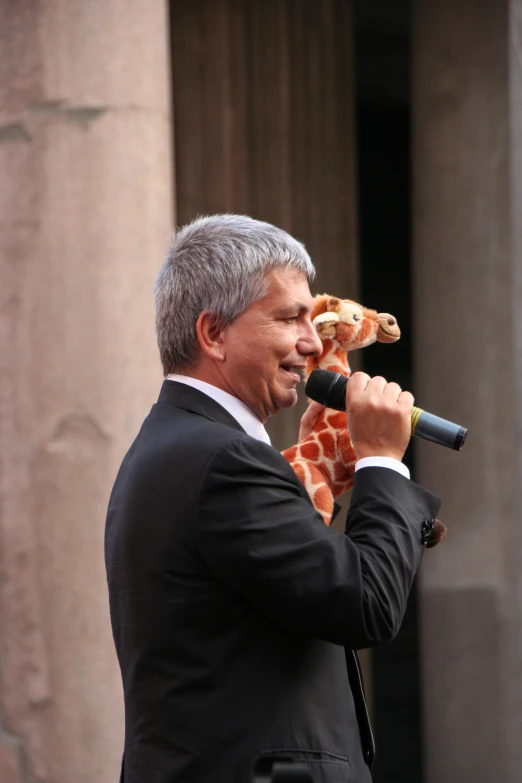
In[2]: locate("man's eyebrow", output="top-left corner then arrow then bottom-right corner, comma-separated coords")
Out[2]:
278,302 -> 313,316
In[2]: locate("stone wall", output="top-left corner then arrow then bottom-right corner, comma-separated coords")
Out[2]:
0,2 -> 173,780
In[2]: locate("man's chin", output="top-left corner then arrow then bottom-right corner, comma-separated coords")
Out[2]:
277,388 -> 299,410
265,386 -> 300,418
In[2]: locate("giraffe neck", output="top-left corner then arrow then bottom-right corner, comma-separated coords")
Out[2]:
305,339 -> 351,380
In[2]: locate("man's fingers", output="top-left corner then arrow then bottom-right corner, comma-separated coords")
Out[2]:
302,400 -> 325,422
350,376 -> 413,406
346,372 -> 371,393
298,400 -> 325,441
382,381 -> 400,399
349,375 -> 409,401
397,390 -> 414,412
345,372 -> 415,461
365,376 -> 388,395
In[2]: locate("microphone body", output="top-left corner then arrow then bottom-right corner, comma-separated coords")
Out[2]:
305,369 -> 467,451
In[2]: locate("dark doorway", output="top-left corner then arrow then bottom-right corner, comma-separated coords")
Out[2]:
354,3 -> 424,782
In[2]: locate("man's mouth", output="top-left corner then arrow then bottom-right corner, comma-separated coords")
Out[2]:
280,364 -> 305,382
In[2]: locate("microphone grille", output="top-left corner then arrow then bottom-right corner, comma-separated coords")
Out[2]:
305,369 -> 347,411
304,369 -> 335,403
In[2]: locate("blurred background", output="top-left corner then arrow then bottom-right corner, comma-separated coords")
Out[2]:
1,0 -> 522,781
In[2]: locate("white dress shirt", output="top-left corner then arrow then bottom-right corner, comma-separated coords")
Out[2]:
166,375 -> 409,479
167,375 -> 271,444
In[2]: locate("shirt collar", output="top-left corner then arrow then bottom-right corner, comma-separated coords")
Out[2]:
166,375 -> 271,445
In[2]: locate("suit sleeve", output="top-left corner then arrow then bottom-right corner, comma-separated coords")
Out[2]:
196,437 -> 441,649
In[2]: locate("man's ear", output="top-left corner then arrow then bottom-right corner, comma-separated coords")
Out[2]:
195,311 -> 226,362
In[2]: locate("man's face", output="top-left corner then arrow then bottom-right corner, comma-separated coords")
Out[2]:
219,267 -> 322,421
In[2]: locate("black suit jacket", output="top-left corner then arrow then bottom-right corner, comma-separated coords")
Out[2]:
105,381 -> 441,783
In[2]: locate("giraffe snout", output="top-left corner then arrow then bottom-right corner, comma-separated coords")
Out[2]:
376,312 -> 401,343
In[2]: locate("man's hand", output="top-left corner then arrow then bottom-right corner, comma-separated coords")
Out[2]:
346,372 -> 413,462
298,400 -> 325,442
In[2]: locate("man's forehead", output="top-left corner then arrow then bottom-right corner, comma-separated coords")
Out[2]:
265,267 -> 314,306
269,289 -> 314,315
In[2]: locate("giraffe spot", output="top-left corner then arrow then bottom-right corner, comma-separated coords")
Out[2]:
283,446 -> 298,461
321,339 -> 333,354
340,451 -> 357,468
314,486 -> 334,525
307,464 -> 330,486
300,442 -> 320,461
327,412 -> 345,428
318,431 -> 336,460
327,364 -> 348,375
335,323 -> 357,343
313,420 -> 329,432
332,480 -> 350,497
338,431 -> 357,464
292,462 -> 306,484
334,462 -> 347,481
339,445 -> 356,464
308,467 -> 325,486
359,321 -> 372,342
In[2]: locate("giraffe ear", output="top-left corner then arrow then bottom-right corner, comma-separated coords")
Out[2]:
313,309 -> 339,338
311,294 -> 332,322
313,311 -> 340,327
326,297 -> 343,313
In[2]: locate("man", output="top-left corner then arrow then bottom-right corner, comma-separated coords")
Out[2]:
105,214 -> 441,783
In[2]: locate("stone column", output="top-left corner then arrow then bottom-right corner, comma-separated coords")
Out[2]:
413,0 -> 522,780
0,2 -> 173,781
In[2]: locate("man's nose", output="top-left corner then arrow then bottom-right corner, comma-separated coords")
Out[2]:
300,321 -> 323,356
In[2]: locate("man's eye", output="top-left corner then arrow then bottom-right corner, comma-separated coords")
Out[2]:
285,316 -> 298,322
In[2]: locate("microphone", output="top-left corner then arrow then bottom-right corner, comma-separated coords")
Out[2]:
305,369 -> 468,451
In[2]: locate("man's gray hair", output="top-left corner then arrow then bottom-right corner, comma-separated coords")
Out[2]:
154,214 -> 316,374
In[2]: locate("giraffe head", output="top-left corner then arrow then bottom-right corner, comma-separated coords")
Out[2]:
304,295 -> 401,379
310,295 -> 401,352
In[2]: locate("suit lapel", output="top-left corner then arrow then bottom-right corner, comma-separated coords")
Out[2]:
157,381 -> 247,435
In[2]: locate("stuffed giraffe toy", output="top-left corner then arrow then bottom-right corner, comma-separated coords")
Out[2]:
282,294 -> 446,547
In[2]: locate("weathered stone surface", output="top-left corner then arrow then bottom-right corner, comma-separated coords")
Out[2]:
0,1 -> 173,780
413,0 -> 522,780
0,729 -> 26,783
